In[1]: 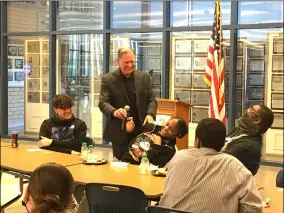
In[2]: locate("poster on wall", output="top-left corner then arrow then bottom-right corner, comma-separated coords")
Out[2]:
15,72 -> 25,81
42,79 -> 49,91
191,91 -> 209,106
147,44 -> 161,56
147,58 -> 161,71
175,57 -> 191,71
175,74 -> 191,87
174,89 -> 191,104
27,55 -> 40,67
42,41 -> 49,53
273,37 -> 284,54
193,73 -> 209,89
42,92 -> 49,104
8,46 -> 17,56
175,39 -> 191,53
271,113 -> 284,129
236,58 -> 243,71
27,79 -> 40,91
248,88 -> 264,100
8,59 -> 13,69
192,108 -> 208,123
249,45 -> 265,57
194,40 -> 208,53
8,72 -> 13,81
18,46 -> 24,56
27,92 -> 40,103
272,55 -> 283,72
271,93 -> 283,110
27,41 -> 40,53
248,74 -> 265,86
193,57 -> 207,70
42,55 -> 49,67
42,67 -> 49,78
271,75 -> 283,92
28,67 -> 40,78
15,59 -> 24,69
249,59 -> 265,72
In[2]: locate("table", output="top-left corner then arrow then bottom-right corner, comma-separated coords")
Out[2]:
67,163 -> 165,199
262,187 -> 283,213
1,143 -> 83,175
1,141 -> 11,147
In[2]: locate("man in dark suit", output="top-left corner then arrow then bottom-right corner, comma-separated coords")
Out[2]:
99,47 -> 157,160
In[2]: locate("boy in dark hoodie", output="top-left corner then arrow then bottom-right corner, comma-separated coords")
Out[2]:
38,94 -> 87,154
223,105 -> 274,175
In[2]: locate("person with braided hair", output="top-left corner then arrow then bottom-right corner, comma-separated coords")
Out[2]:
22,163 -> 78,213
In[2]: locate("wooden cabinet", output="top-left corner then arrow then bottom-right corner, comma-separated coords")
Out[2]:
156,98 -> 191,150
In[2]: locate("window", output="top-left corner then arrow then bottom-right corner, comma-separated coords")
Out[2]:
237,28 -> 283,133
238,1 -> 284,24
57,34 -> 103,143
7,36 -> 49,137
7,1 -> 49,32
57,1 -> 103,31
171,1 -> 231,27
170,30 -> 230,124
111,1 -> 163,28
110,32 -> 163,98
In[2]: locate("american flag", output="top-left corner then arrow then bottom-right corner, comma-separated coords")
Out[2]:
204,0 -> 225,124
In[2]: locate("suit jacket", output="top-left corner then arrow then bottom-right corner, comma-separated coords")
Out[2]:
99,69 -> 157,144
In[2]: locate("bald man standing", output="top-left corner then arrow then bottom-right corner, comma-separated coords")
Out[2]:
99,47 -> 157,160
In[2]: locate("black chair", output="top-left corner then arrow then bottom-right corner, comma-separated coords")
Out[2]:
147,206 -> 192,213
85,183 -> 148,213
276,168 -> 283,188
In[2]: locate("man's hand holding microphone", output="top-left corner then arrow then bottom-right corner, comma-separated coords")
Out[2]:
113,105 -> 155,133
113,105 -> 134,133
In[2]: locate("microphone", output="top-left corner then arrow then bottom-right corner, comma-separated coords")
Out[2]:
121,105 -> 130,130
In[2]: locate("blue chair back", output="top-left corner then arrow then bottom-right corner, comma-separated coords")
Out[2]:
86,183 -> 148,213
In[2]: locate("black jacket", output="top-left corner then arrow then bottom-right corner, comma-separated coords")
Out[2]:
121,123 -> 176,167
99,69 -> 157,145
39,115 -> 87,154
224,127 -> 262,175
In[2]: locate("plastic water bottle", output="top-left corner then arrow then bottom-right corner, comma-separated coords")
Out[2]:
139,153 -> 150,174
87,145 -> 95,162
81,142 -> 88,160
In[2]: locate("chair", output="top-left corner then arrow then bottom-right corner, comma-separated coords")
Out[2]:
276,168 -> 283,188
85,183 -> 148,213
147,206 -> 192,213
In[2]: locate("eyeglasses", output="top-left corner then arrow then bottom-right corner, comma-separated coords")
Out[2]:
247,108 -> 261,122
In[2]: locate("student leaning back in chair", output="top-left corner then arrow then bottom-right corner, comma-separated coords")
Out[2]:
38,94 -> 87,154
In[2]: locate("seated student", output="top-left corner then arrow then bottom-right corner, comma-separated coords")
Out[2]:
22,163 -> 78,213
222,104 -> 274,175
121,116 -> 188,167
159,118 -> 262,213
38,94 -> 87,154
